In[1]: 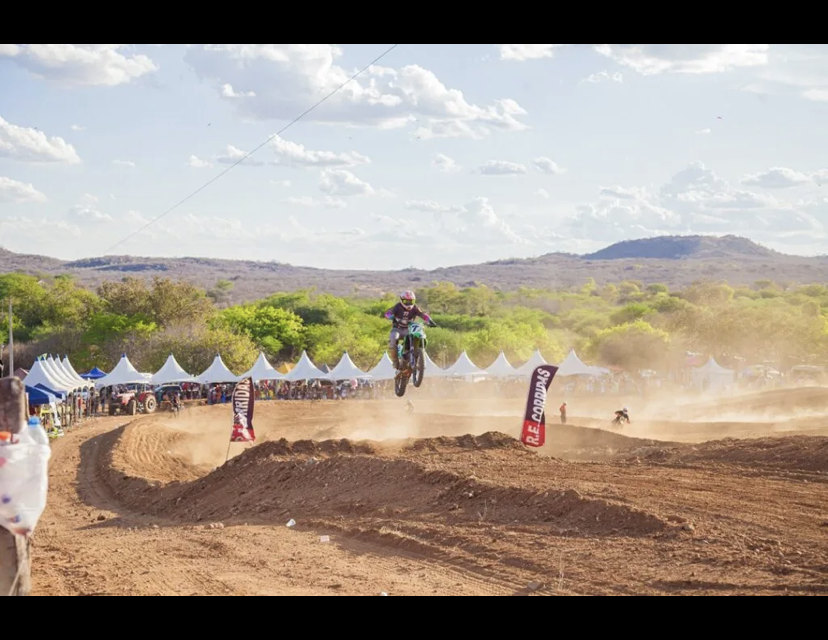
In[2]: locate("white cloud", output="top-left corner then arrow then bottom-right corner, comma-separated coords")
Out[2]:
449,197 -> 528,244
742,45 -> 828,103
125,210 -> 149,225
533,157 -> 565,174
66,193 -> 112,223
536,189 -> 550,199
696,128 -> 712,134
0,215 -> 80,239
581,70 -> 623,84
183,44 -> 529,138
70,124 -> 85,131
0,176 -> 47,203
180,213 -> 253,240
400,196 -> 529,246
215,145 -> 266,166
475,157 -> 563,176
319,168 -> 374,196
496,44 -> 770,76
593,44 -> 770,75
286,195 -> 347,209
271,179 -> 291,187
187,155 -> 212,168
431,153 -> 460,173
68,206 -> 113,223
221,84 -> 256,98
477,160 -> 527,175
0,115 -> 81,163
599,186 -> 647,200
0,44 -> 158,86
566,161 -> 828,246
213,137 -> 369,169
113,159 -> 136,167
270,135 -> 370,168
741,167 -> 821,189
497,45 -> 565,61
805,88 -> 828,101
405,200 -> 465,213
366,214 -> 435,244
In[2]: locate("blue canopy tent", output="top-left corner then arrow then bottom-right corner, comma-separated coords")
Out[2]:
81,367 -> 108,380
26,385 -> 60,407
34,383 -> 66,401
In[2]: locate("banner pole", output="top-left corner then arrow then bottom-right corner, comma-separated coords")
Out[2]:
225,441 -> 232,464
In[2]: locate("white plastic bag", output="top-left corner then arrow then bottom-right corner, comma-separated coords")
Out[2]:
0,419 -> 51,537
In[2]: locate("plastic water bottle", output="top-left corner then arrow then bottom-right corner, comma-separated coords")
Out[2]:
27,417 -> 49,447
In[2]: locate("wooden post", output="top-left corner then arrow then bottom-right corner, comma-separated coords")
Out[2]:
0,377 -> 31,596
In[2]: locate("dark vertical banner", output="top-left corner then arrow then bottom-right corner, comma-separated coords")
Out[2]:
521,365 -> 559,448
230,378 -> 256,442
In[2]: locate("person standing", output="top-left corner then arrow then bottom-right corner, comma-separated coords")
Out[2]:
560,402 -> 567,425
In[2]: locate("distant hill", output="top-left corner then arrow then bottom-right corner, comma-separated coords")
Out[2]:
1,235 -> 827,303
583,235 -> 781,260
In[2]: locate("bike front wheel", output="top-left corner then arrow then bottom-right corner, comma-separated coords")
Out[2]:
395,372 -> 409,397
412,348 -> 425,388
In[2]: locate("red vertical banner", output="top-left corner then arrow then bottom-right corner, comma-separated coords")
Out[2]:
230,377 -> 256,442
521,365 -> 559,447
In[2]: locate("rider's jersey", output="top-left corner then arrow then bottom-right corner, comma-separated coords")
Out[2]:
384,303 -> 431,329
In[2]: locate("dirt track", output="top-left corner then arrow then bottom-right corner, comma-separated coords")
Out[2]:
31,389 -> 828,596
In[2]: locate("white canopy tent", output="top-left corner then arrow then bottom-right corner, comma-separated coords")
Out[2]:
151,354 -> 198,386
62,355 -> 90,386
328,352 -> 370,380
424,351 -> 450,377
515,350 -> 547,377
443,351 -> 488,378
368,353 -> 397,381
283,351 -> 328,382
486,351 -> 518,378
23,358 -> 76,395
198,354 -> 240,385
54,356 -> 88,388
241,352 -> 283,382
557,350 -> 610,378
94,354 -> 148,388
45,356 -> 84,390
692,358 -> 735,392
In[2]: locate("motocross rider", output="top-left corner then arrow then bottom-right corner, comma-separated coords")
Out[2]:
614,407 -> 631,425
384,291 -> 437,370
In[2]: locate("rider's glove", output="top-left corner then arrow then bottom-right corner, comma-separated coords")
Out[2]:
428,320 -> 438,328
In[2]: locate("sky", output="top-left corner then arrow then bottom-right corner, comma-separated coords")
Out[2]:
1,43 -> 828,270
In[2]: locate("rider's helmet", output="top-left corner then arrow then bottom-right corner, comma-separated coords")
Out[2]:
623,407 -> 629,413
400,291 -> 416,309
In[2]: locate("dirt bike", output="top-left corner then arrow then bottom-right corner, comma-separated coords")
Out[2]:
394,322 -> 429,398
612,413 -> 630,428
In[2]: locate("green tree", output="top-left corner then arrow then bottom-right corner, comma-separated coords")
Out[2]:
207,279 -> 235,304
148,277 -> 215,326
212,305 -> 305,357
610,303 -> 652,326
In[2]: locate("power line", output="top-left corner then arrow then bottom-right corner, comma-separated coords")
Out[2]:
104,43 -> 401,254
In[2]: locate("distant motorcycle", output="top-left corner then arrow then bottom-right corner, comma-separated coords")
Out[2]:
612,409 -> 631,428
